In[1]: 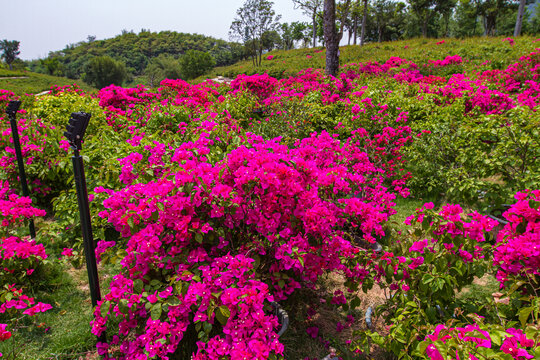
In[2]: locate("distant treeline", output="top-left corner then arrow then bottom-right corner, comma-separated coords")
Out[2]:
26,30 -> 245,80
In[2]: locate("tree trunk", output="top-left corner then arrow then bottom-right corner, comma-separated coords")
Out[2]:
338,0 -> 352,42
353,0 -> 360,44
514,0 -> 526,37
378,25 -> 382,42
353,14 -> 358,44
8,63 -> 13,71
324,0 -> 339,76
486,14 -> 496,36
313,13 -> 318,47
422,18 -> 428,37
360,0 -> 368,46
348,29 -> 352,45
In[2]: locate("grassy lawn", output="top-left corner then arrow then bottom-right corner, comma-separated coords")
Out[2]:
0,69 -> 94,95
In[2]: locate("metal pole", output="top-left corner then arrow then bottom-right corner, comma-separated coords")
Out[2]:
72,147 -> 102,307
64,112 -> 106,347
6,100 -> 36,239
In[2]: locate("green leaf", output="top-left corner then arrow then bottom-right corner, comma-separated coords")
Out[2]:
195,233 -> 203,244
350,296 -> 361,309
215,305 -> 231,325
133,279 -> 144,294
519,306 -> 533,327
151,303 -> 162,320
166,296 -> 181,306
119,299 -> 129,314
100,301 -> 111,318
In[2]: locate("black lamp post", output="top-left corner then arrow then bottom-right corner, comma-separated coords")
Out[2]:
63,112 -> 106,345
6,100 -> 36,239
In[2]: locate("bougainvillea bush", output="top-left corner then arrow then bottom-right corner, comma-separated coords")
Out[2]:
0,37 -> 540,359
0,181 -> 51,356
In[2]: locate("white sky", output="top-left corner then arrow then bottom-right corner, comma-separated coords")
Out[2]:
0,0 -> 307,60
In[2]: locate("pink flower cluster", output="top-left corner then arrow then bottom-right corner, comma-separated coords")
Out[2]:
428,55 -> 463,68
230,73 -> 279,100
0,181 -> 46,228
493,189 -> 540,288
91,125 -> 402,357
424,323 -> 537,360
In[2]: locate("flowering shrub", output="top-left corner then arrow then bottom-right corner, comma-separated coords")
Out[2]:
351,202 -> 498,357
419,318 -> 540,360
230,73 -> 279,100
87,123 -> 405,358
0,181 -> 51,354
2,39 -> 540,359
493,190 -> 540,291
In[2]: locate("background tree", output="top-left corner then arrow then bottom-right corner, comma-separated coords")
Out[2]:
27,31 -> 240,81
229,0 -> 281,67
144,55 -> 182,87
293,0 -> 324,47
477,0 -> 516,35
280,23 -> 296,50
292,22 -> 312,47
0,40 -> 20,71
372,0 -> 407,41
408,0 -> 456,36
451,0 -> 483,37
360,0 -> 369,45
324,0 -> 340,76
337,0 -> 354,43
514,0 -> 527,35
40,57 -> 64,76
349,0 -> 361,44
82,56 -> 127,89
261,30 -> 282,51
179,50 -> 216,80
530,3 -> 540,33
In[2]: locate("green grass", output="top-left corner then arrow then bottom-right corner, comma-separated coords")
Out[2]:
0,69 -> 94,95
0,262 -> 98,360
0,69 -> 26,77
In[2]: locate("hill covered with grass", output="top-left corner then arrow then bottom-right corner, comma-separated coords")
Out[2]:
204,36 -> 539,80
0,68 -> 94,95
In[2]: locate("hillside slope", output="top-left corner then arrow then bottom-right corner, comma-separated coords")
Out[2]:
203,36 -> 539,80
0,68 -> 94,95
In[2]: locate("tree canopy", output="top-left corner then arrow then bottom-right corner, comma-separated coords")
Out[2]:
27,30 -> 243,80
82,56 -> 128,89
0,40 -> 20,71
230,0 -> 282,67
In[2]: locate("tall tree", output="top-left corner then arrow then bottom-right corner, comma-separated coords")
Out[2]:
408,0 -> 455,37
230,0 -> 281,67
476,0 -> 516,35
514,0 -> 526,36
293,0 -> 323,47
452,0 -> 482,37
351,0 -> 361,44
280,22 -> 308,49
0,40 -> 20,71
361,0 -> 369,45
337,0 -> 354,42
324,0 -> 339,76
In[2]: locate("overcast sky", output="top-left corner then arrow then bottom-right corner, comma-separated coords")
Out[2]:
0,0 -> 307,60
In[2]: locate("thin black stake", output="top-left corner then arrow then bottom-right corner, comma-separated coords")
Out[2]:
64,112 -> 106,346
6,100 -> 36,239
